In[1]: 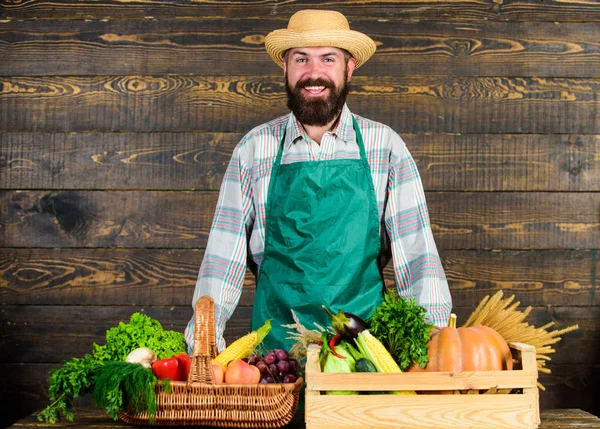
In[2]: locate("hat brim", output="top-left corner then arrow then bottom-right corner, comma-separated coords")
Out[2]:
265,29 -> 376,69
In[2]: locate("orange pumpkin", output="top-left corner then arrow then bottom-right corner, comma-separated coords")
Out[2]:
411,314 -> 513,372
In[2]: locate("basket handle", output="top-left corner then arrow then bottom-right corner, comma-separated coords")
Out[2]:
188,295 -> 219,384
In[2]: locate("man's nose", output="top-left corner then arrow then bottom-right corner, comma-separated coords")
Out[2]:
306,61 -> 325,79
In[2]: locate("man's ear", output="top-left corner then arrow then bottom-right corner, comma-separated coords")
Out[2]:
346,57 -> 357,81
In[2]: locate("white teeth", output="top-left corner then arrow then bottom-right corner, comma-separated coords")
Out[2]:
305,86 -> 325,90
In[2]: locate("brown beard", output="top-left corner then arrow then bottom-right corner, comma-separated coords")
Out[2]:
286,74 -> 350,126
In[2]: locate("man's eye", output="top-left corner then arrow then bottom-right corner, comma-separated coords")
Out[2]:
324,57 -> 335,62
296,58 -> 307,63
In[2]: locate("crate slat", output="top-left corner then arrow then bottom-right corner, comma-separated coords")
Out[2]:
306,394 -> 539,429
306,370 -> 537,391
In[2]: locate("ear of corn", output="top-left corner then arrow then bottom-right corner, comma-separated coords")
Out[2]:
356,330 -> 400,372
356,330 -> 416,395
212,319 -> 271,367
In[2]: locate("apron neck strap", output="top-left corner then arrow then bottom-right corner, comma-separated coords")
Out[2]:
351,116 -> 368,160
275,115 -> 367,165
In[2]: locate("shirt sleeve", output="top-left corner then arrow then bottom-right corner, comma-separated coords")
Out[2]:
384,131 -> 452,328
184,142 -> 254,353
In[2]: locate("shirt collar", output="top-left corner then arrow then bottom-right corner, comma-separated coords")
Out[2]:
283,104 -> 357,151
332,104 -> 357,143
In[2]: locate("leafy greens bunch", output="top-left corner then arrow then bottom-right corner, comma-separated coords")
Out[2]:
93,361 -> 164,422
368,293 -> 433,371
93,312 -> 187,361
37,354 -> 102,424
38,312 -> 186,424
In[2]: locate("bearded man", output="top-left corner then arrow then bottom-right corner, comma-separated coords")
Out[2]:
185,10 -> 452,353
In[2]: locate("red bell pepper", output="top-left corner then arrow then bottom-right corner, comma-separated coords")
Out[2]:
176,353 -> 191,382
152,353 -> 191,382
152,356 -> 179,381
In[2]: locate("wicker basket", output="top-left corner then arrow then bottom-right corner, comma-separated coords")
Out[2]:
119,296 -> 303,427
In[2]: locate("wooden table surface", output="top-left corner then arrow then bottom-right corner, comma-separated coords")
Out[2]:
9,408 -> 600,429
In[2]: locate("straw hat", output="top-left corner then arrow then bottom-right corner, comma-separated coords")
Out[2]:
265,10 -> 376,69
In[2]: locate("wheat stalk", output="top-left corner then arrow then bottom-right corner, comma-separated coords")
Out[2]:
463,290 -> 579,389
282,310 -> 330,366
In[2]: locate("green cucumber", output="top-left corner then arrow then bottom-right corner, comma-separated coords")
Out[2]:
355,358 -> 378,373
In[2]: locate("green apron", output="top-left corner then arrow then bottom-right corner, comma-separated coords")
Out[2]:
251,116 -> 385,352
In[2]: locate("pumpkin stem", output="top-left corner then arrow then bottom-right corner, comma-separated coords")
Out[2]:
448,313 -> 457,329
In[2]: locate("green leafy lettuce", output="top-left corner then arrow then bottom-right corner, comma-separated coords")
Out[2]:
92,312 -> 186,361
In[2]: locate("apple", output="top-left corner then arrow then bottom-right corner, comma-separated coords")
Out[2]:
224,359 -> 261,384
211,362 -> 224,384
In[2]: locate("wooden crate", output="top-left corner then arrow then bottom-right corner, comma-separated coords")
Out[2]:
305,342 -> 540,429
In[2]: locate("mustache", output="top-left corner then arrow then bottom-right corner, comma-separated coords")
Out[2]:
294,77 -> 335,90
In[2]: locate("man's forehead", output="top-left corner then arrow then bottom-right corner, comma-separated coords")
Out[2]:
288,47 -> 344,55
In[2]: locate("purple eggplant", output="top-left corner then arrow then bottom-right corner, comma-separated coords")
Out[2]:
322,305 -> 369,338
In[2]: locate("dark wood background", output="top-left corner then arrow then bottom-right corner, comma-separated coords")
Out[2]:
1,1 -> 599,427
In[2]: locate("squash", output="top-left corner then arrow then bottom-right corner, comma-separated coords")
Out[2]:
411,314 -> 513,372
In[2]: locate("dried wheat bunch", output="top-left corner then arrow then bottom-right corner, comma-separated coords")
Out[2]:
463,290 -> 579,390
282,310 -> 330,367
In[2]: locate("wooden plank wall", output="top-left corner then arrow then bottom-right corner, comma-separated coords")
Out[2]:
1,1 -> 599,426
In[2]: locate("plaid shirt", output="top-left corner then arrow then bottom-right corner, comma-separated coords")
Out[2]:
185,104 -> 451,352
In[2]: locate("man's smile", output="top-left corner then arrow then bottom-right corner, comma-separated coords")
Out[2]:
303,86 -> 328,96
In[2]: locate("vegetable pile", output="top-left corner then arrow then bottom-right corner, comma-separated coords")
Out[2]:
38,312 -> 187,424
315,295 -> 516,394
285,289 -> 579,396
38,289 -> 580,422
315,295 -> 430,395
285,294 -> 434,379
39,311 -> 298,424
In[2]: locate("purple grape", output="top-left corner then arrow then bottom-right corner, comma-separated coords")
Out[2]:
268,363 -> 278,375
264,376 -> 275,384
288,359 -> 298,374
274,349 -> 289,361
283,374 -> 297,383
277,360 -> 290,374
255,361 -> 268,374
260,378 -> 270,384
264,352 -> 277,365
247,354 -> 260,366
